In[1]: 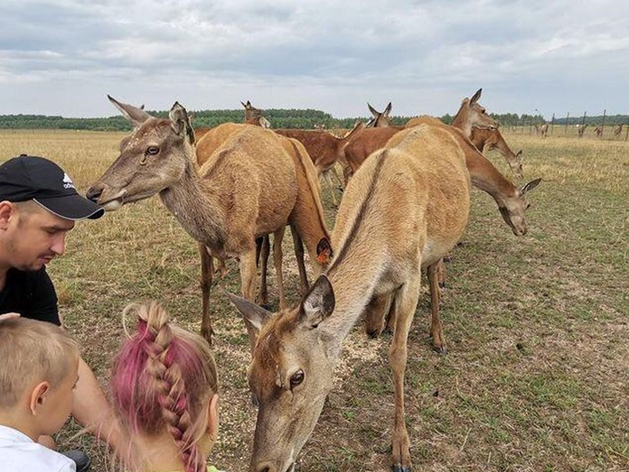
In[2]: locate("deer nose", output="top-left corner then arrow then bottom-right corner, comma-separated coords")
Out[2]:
86,185 -> 103,202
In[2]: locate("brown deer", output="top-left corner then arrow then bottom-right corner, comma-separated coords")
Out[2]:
86,97 -> 330,345
274,122 -> 364,206
470,127 -> 524,178
406,88 -> 498,137
229,123 -> 472,472
594,125 -> 603,138
242,100 -> 271,128
613,124 -> 623,137
366,102 -> 394,128
539,123 -> 549,138
577,123 -> 588,138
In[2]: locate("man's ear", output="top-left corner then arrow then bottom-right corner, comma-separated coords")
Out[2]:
0,201 -> 15,229
29,381 -> 50,415
206,393 -> 219,439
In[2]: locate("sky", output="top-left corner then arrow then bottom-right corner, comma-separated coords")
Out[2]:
1,0 -> 628,120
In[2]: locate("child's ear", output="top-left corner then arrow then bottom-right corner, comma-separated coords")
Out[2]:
206,394 -> 219,439
29,382 -> 50,415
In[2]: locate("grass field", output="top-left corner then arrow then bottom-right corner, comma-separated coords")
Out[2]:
1,129 -> 627,472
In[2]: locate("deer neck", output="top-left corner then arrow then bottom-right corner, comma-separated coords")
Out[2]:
451,108 -> 474,138
159,156 -> 227,251
465,149 -> 516,205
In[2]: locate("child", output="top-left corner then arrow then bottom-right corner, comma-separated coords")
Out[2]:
110,301 -> 222,472
0,316 -> 81,472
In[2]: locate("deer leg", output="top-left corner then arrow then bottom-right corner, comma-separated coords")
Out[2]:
428,260 -> 446,354
256,236 -> 271,307
290,226 -> 310,294
389,275 -> 422,472
239,248 -> 259,354
435,258 -> 447,289
272,226 -> 287,309
330,165 -> 344,191
214,257 -> 228,278
199,244 -> 214,344
364,293 -> 393,338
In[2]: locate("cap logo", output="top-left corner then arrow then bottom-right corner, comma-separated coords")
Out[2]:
62,173 -> 76,190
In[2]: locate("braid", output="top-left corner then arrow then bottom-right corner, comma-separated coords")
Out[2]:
113,301 -> 216,472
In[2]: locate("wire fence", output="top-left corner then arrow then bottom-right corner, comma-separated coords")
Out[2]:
505,110 -> 629,141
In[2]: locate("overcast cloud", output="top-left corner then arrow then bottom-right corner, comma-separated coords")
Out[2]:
1,0 -> 627,119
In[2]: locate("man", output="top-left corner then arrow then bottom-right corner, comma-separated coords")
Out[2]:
0,155 -> 124,471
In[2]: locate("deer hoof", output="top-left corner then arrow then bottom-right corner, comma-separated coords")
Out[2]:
432,345 -> 447,355
391,465 -> 412,472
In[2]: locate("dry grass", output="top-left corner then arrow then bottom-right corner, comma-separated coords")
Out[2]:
1,129 -> 627,472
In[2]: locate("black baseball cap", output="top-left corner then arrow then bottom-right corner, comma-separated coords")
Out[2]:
0,155 -> 104,220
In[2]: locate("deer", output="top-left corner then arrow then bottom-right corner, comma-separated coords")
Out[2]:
577,123 -> 588,138
539,123 -> 549,138
613,124 -> 623,137
229,122 -> 473,472
470,126 -> 524,178
274,122 -> 365,206
594,125 -> 603,138
366,102 -> 395,128
242,100 -> 271,128
406,88 -> 497,138
86,97 -> 331,346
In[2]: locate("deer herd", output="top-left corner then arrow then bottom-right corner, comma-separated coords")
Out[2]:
88,89 -> 543,472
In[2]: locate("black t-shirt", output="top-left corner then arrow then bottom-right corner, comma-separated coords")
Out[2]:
0,267 -> 60,325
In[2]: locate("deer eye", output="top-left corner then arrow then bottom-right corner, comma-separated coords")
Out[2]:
290,370 -> 305,389
146,146 -> 160,155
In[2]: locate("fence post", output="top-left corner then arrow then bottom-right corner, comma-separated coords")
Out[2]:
601,109 -> 606,138
551,113 -> 555,135
565,112 -> 570,136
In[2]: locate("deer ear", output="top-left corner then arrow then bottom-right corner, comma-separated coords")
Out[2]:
367,103 -> 378,117
470,88 -> 483,104
520,178 -> 541,194
169,102 -> 195,144
108,95 -> 152,128
516,150 -> 523,158
384,102 -> 392,116
299,275 -> 335,329
226,292 -> 273,336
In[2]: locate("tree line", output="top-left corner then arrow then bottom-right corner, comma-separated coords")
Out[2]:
0,110 -> 627,131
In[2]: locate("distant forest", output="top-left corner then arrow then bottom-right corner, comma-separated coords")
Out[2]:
0,109 -> 627,131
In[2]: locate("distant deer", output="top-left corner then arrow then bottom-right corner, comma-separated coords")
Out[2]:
241,100 -> 271,128
613,124 -> 623,137
366,102 -> 394,128
594,125 -> 603,138
87,97 -> 331,346
539,123 -> 549,138
229,123 -> 473,472
470,127 -> 524,178
577,123 -> 588,138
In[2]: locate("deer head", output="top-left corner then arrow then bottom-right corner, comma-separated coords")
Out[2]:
229,275 -> 340,472
366,102 -> 393,128
86,96 -> 195,210
453,88 -> 498,136
498,178 -> 542,236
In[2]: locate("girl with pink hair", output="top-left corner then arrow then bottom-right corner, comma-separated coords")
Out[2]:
110,301 -> 223,472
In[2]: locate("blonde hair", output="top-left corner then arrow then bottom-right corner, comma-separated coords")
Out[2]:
0,317 -> 79,409
110,301 -> 218,472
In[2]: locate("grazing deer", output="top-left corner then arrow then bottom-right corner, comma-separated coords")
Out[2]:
594,125 -> 603,138
87,97 -> 330,345
613,124 -> 623,137
229,123 -> 472,472
242,100 -> 271,128
577,123 -> 588,138
470,127 -> 524,178
406,88 -> 498,138
366,102 -> 394,128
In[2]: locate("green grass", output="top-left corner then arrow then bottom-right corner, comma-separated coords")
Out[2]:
1,130 -> 627,471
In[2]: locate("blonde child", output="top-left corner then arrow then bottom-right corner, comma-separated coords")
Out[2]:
0,316 -> 80,472
110,301 -> 222,472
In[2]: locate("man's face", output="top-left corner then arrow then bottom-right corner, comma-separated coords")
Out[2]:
3,203 -> 75,271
